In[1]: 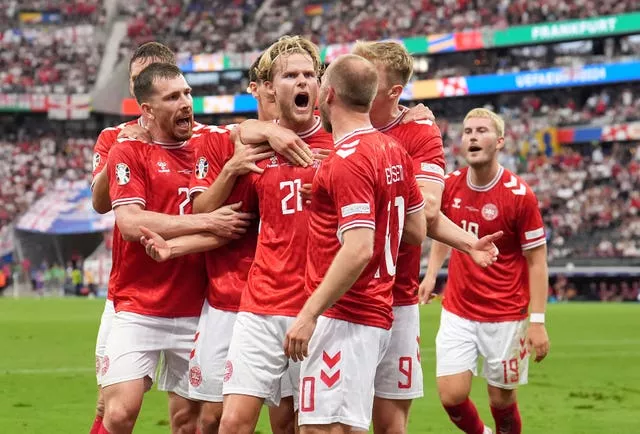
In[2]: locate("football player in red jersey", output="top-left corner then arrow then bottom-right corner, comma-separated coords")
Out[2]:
100,63 -> 251,434
420,108 -> 550,434
88,42 -> 176,434
283,54 -> 426,434
139,36 -> 329,434
352,41 -> 504,434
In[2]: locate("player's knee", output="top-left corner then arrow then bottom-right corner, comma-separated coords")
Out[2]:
438,385 -> 469,407
105,403 -> 136,432
219,408 -> 256,434
488,386 -> 517,409
270,415 -> 296,434
200,409 -> 223,434
171,402 -> 200,434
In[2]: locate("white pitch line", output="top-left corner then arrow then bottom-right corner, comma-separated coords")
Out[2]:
0,367 -> 94,375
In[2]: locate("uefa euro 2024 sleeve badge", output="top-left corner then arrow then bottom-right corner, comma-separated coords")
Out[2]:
195,157 -> 209,179
115,163 -> 130,185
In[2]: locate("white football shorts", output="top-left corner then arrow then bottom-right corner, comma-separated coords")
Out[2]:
436,308 -> 529,389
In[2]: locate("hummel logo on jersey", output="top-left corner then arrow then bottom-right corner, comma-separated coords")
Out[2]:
92,153 -> 101,171
336,139 -> 360,159
157,161 -> 170,173
504,175 -> 526,195
452,198 -> 462,208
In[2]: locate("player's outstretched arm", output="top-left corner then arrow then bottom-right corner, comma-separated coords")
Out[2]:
419,240 -> 451,304
419,181 -> 443,228
91,168 -> 112,214
237,120 -> 313,166
402,206 -> 427,245
139,226 -> 228,261
114,203 -> 252,242
284,228 -> 374,362
524,244 -> 550,362
428,211 -> 502,267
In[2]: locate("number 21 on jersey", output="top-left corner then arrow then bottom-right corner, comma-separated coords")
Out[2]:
280,179 -> 303,215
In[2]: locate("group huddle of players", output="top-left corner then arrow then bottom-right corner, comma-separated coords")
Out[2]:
87,35 -> 550,434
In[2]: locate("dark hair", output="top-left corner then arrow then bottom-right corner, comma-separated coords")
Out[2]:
133,63 -> 183,104
129,42 -> 176,71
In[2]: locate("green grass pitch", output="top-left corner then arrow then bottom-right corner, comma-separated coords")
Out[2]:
0,299 -> 638,433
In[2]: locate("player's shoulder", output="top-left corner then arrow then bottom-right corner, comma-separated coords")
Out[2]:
498,167 -> 536,200
444,166 -> 468,186
306,125 -> 334,150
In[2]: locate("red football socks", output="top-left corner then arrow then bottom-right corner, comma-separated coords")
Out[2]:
491,402 -> 522,434
89,416 -> 103,434
443,398 -> 486,434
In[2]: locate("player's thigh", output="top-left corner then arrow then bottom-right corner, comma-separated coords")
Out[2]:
95,299 -> 116,386
157,315 -> 200,399
224,313 -> 292,406
374,304 -> 423,400
478,319 -> 529,390
298,316 -> 391,432
300,423 -> 351,434
435,309 -> 479,378
168,391 -> 200,431
188,303 -> 236,402
101,312 -> 165,388
220,394 -> 264,434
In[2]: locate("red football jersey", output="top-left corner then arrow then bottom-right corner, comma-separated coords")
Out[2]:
240,120 -> 333,316
189,125 -> 259,312
441,166 -> 546,322
91,118 -> 141,301
380,108 -> 445,306
306,127 -> 425,329
108,138 -> 207,317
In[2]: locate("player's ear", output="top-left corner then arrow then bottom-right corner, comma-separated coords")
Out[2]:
389,84 -> 403,99
496,136 -> 505,151
264,81 -> 276,98
247,82 -> 258,98
326,86 -> 335,105
140,102 -> 154,120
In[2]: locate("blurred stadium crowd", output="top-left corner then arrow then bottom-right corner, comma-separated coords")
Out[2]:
0,0 -> 639,293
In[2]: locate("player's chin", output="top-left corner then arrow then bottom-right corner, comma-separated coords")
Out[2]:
173,127 -> 193,142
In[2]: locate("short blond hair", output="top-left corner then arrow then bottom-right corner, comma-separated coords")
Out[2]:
464,108 -> 505,138
256,35 -> 322,82
352,41 -> 413,87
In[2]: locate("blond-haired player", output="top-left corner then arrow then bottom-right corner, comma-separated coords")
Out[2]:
353,41 -> 504,434
420,108 -> 550,434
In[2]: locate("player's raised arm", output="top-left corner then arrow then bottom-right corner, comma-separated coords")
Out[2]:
237,119 -> 313,166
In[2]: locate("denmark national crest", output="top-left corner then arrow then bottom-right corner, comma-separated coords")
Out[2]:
115,163 -> 130,185
189,366 -> 202,387
195,157 -> 209,179
92,153 -> 101,171
481,203 -> 499,221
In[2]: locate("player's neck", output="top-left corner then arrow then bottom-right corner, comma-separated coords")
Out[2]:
369,101 -> 401,129
279,114 -> 316,134
331,109 -> 373,144
469,161 -> 501,187
147,124 -> 182,144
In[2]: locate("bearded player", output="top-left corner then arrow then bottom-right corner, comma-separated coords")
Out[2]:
89,41 -> 176,434
100,63 -> 250,434
420,108 -> 550,434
